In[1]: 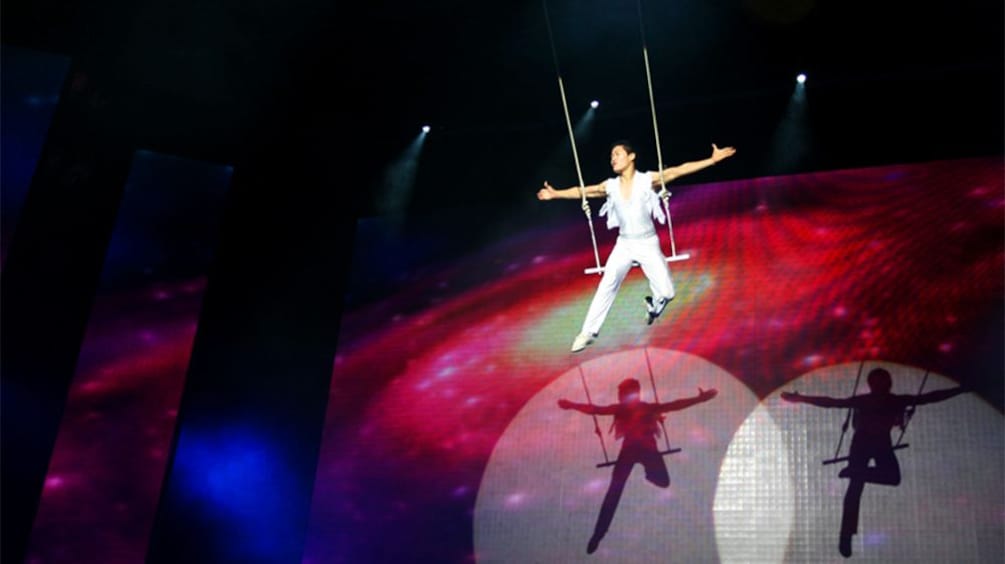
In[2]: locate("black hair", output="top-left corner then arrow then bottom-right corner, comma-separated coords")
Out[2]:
609,140 -> 636,156
867,368 -> 893,393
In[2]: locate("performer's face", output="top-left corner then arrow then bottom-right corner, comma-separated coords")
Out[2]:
610,145 -> 635,173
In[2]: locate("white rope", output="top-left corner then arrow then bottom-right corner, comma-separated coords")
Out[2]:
638,1 -> 687,261
544,0 -> 689,275
557,77 -> 603,273
543,0 -> 604,274
642,47 -> 666,193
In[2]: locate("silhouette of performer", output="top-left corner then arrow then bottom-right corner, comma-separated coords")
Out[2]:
558,378 -> 717,554
782,368 -> 966,558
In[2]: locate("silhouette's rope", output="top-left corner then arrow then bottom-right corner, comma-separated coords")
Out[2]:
894,371 -> 929,447
833,360 -> 866,461
578,364 -> 611,465
643,347 -> 673,453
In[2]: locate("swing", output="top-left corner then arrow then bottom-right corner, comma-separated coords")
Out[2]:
821,362 -> 925,466
578,348 -> 681,469
542,0 -> 691,276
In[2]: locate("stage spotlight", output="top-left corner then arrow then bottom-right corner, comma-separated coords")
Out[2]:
590,100 -> 599,109
767,72 -> 810,176
377,128 -> 428,222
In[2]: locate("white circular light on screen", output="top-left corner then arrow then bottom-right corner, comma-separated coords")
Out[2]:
714,362 -> 1003,562
474,348 -> 761,562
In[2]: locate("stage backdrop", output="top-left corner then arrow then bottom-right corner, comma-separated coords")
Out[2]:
303,157 -> 1003,563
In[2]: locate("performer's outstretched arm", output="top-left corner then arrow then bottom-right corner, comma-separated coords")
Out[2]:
537,180 -> 606,200
651,144 -> 736,186
655,387 -> 718,412
909,386 -> 967,406
557,399 -> 618,415
781,391 -> 857,408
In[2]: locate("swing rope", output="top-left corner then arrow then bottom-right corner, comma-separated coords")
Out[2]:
893,370 -> 929,448
636,0 -> 686,260
822,360 -> 865,465
542,0 -> 690,275
636,0 -> 665,193
542,0 -> 603,274
643,348 -> 677,454
577,364 -> 611,465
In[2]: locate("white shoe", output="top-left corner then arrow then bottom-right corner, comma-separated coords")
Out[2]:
570,332 -> 595,353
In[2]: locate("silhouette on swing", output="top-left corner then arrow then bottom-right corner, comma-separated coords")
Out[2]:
782,367 -> 966,558
558,378 -> 717,554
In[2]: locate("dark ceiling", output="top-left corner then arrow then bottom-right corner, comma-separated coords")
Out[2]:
4,0 -> 1002,217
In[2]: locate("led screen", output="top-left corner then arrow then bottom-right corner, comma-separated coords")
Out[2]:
304,157 -> 1003,563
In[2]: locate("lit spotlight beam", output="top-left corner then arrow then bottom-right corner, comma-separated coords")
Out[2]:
572,106 -> 596,142
377,129 -> 428,223
525,103 -> 599,222
538,105 -> 599,187
766,77 -> 810,177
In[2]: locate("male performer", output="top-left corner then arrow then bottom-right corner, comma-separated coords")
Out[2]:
538,141 -> 735,352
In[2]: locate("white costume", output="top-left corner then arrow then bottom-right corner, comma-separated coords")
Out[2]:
580,171 -> 675,336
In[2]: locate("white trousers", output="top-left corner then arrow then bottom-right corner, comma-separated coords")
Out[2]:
581,234 -> 675,335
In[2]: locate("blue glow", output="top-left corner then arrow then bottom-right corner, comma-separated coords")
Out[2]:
172,426 -> 302,561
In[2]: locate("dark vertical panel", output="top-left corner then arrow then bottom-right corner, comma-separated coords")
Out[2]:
0,46 -> 72,265
0,60 -> 134,564
146,140 -> 352,563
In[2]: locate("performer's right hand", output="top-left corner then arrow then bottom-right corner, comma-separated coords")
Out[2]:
537,181 -> 557,200
557,399 -> 573,409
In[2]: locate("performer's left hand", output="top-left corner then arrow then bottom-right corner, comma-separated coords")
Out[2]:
711,143 -> 736,163
698,387 -> 718,400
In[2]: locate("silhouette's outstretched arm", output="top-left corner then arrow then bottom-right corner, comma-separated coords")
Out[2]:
655,388 -> 718,412
908,386 -> 966,406
781,391 -> 857,408
557,399 -> 618,415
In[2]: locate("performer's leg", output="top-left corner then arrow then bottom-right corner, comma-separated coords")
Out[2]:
580,240 -> 633,336
589,454 -> 635,553
838,438 -> 869,557
839,479 -> 865,558
860,446 -> 902,486
839,437 -> 901,486
635,237 -> 675,302
640,444 -> 670,488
